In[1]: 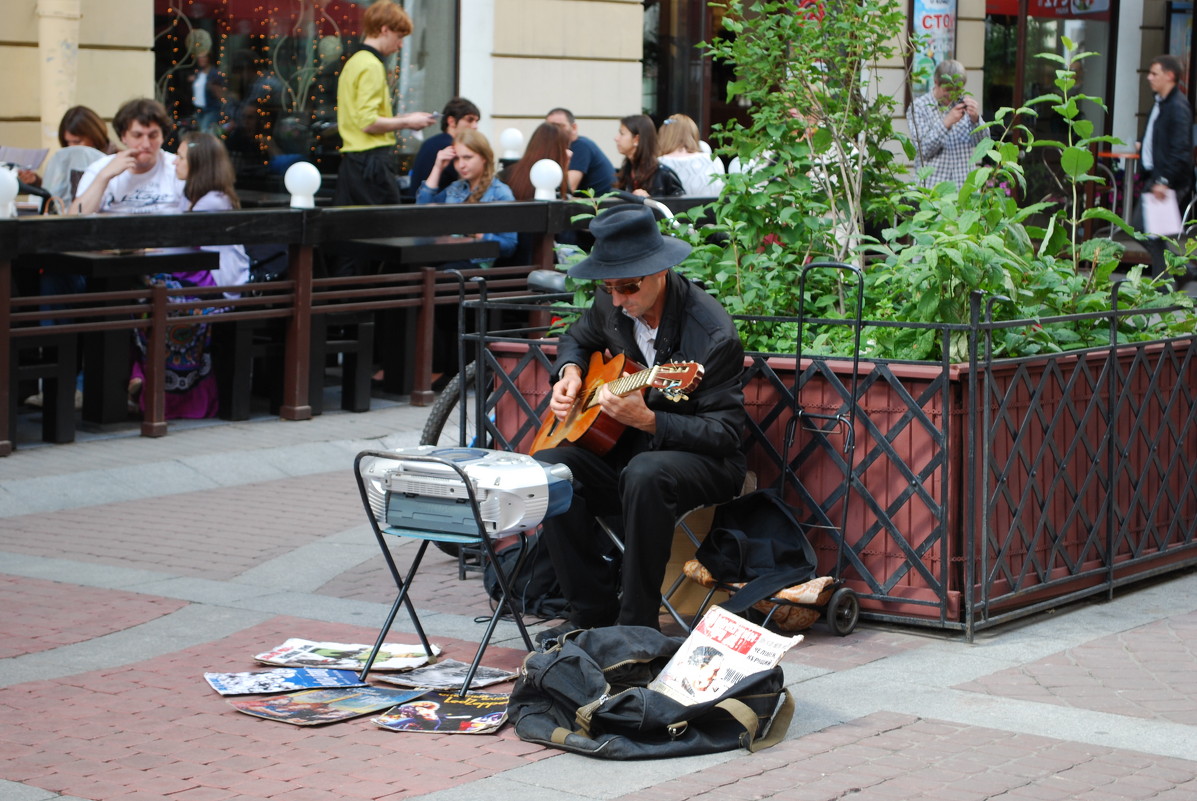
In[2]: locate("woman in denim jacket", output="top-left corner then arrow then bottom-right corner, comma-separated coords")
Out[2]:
415,128 -> 516,262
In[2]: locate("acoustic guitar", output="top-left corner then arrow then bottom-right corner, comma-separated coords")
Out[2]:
529,352 -> 704,456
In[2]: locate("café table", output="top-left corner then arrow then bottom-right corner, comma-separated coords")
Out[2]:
17,248 -> 219,425
236,189 -> 334,208
319,235 -> 501,396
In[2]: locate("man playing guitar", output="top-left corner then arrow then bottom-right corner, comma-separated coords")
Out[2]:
534,204 -> 748,644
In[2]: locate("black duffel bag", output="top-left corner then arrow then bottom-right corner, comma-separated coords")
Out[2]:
508,625 -> 793,759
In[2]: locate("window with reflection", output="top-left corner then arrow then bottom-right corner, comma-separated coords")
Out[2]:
983,3 -> 1113,206
153,0 -> 456,188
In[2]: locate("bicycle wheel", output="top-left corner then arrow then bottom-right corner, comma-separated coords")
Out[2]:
419,361 -> 488,447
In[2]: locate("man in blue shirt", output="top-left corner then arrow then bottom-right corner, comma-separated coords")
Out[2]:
405,97 -> 480,199
547,107 -> 615,196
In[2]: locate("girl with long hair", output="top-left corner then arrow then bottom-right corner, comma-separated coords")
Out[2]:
175,132 -> 250,291
614,114 -> 684,198
58,106 -> 115,153
20,105 -> 115,192
657,113 -> 725,196
129,132 -> 249,420
416,128 -> 516,259
500,122 -> 572,201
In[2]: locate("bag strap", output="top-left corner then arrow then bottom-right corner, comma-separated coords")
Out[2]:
748,689 -> 794,752
708,688 -> 793,752
713,697 -> 760,744
716,566 -> 815,613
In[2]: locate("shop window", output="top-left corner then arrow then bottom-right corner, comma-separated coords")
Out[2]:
983,2 -> 1113,206
153,0 -> 456,188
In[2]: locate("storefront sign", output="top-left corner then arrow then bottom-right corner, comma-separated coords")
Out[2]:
911,0 -> 958,96
985,0 -> 1110,18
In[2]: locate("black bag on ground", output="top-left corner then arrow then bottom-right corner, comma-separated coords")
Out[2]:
483,535 -> 568,621
695,489 -> 819,613
508,626 -> 793,759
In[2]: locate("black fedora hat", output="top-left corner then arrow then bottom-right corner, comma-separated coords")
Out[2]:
567,205 -> 692,280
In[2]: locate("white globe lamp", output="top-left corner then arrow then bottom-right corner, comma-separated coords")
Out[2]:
284,161 -> 322,209
0,167 -> 18,218
529,159 -> 563,201
499,127 -> 525,161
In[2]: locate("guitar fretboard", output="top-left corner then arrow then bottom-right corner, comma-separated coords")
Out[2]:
583,366 -> 657,410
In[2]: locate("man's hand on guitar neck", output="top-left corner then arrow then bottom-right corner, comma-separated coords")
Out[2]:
596,383 -> 657,434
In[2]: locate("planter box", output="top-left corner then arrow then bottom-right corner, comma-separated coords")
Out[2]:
484,335 -> 1197,633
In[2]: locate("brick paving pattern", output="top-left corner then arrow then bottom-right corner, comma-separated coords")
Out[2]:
0,617 -> 546,801
1,406 -> 1193,801
620,712 -> 1197,801
0,576 -> 188,659
954,612 -> 1197,726
0,474 -> 361,580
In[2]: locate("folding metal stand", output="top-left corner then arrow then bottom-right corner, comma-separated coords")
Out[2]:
353,450 -> 535,695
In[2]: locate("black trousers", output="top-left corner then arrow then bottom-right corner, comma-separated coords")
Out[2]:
333,147 -> 402,277
535,441 -> 744,628
1133,173 -> 1191,285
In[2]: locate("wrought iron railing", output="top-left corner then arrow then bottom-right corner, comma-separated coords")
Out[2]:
462,288 -> 1197,638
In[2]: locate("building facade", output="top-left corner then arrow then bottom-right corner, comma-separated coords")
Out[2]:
0,0 -> 1188,186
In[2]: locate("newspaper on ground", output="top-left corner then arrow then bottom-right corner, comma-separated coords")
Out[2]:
254,638 -> 441,671
647,606 -> 802,705
204,668 -> 367,696
373,690 -> 509,734
372,659 -> 517,690
228,686 -> 425,725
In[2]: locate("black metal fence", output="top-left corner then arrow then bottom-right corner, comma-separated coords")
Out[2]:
462,289 -> 1197,638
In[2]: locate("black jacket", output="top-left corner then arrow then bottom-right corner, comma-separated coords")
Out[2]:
552,270 -> 747,463
618,162 -> 686,197
1142,86 -> 1194,196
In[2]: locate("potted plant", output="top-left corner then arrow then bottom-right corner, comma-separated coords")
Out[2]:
484,5 -> 1197,635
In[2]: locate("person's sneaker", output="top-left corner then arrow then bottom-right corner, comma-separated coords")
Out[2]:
21,391 -> 82,409
534,621 -> 584,649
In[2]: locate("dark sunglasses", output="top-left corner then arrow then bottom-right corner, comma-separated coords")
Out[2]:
598,278 -> 644,295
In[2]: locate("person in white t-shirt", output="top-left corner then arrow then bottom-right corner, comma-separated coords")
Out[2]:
656,113 -> 725,197
71,98 -> 184,215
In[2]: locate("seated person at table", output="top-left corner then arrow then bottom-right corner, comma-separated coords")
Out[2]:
174,133 -> 251,295
415,128 -> 516,263
545,107 -> 615,196
534,205 -> 747,642
498,122 -> 572,263
405,96 -> 481,199
657,113 -> 725,197
129,132 -> 248,420
614,114 -> 684,198
18,105 -> 115,197
71,98 -> 184,215
498,122 -> 572,202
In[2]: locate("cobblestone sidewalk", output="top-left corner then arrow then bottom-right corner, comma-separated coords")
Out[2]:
1,405 -> 1194,801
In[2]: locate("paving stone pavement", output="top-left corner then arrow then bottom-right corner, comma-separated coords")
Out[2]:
0,403 -> 1194,801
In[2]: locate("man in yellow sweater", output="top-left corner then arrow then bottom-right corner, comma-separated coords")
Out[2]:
335,0 -> 436,211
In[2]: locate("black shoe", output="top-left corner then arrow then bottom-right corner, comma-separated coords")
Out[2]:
534,620 -> 584,649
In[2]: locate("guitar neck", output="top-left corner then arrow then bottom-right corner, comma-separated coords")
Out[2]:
583,366 -> 658,410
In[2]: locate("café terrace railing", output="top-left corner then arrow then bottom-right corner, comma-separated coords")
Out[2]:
0,197 -> 711,456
